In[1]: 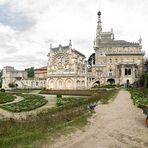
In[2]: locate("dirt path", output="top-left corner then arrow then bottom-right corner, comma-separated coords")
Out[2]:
47,89 -> 148,148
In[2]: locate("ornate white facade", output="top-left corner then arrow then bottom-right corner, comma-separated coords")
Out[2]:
46,41 -> 87,89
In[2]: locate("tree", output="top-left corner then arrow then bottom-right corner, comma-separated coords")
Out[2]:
0,70 -> 2,88
8,83 -> 16,88
88,53 -> 95,67
25,67 -> 34,78
139,59 -> 148,87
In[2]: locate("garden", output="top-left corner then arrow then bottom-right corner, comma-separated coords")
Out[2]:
0,89 -> 117,147
0,93 -> 48,112
0,93 -> 16,104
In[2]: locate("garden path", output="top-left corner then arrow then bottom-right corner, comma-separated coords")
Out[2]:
47,89 -> 148,148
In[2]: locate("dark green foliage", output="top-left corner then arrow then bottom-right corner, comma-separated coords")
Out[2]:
8,83 -> 16,88
0,93 -> 16,104
0,94 -> 47,112
128,88 -> 148,107
57,94 -> 62,98
1,89 -> 5,92
25,67 -> 34,78
88,53 -> 95,67
139,74 -> 148,87
0,70 -> 2,88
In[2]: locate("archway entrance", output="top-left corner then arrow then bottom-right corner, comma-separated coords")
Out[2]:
107,79 -> 115,85
92,80 -> 100,87
126,79 -> 130,87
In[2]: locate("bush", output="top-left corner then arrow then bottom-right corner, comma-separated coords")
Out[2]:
1,89 -> 5,92
128,88 -> 148,107
57,94 -> 62,98
8,83 -> 16,88
0,93 -> 16,104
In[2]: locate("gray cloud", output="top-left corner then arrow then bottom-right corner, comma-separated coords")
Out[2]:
0,4 -> 36,31
0,0 -> 147,70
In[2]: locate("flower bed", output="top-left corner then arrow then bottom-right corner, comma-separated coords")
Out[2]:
128,88 -> 148,107
0,93 -> 16,104
0,94 -> 48,112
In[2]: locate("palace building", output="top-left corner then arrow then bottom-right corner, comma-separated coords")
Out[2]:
46,41 -> 87,89
88,11 -> 144,87
2,11 -> 145,89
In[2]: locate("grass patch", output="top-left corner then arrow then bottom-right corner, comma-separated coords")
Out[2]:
0,94 -> 48,112
0,93 -> 16,104
99,89 -> 118,104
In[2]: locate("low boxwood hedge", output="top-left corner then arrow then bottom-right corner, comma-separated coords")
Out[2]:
0,93 -> 16,104
0,94 -> 48,112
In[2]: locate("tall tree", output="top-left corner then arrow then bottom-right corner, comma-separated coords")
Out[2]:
88,53 -> 95,67
0,70 -> 2,88
25,67 -> 34,78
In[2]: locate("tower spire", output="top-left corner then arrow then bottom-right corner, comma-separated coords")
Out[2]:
96,11 -> 102,43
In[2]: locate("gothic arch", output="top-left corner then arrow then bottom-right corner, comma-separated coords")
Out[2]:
65,79 -> 74,89
47,78 -> 55,89
92,80 -> 100,87
76,80 -> 81,87
56,79 -> 63,89
107,78 -> 115,85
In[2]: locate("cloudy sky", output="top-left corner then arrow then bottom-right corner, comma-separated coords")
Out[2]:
0,0 -> 147,69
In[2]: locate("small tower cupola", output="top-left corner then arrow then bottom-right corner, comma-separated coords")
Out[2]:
69,40 -> 72,50
95,11 -> 102,46
97,11 -> 102,33
139,36 -> 142,45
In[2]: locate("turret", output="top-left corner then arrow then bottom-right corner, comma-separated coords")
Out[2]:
96,11 -> 102,41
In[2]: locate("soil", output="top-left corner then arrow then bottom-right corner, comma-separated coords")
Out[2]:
44,89 -> 148,148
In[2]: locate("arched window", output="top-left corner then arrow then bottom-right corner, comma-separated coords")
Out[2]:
128,69 -> 131,75
36,82 -> 38,86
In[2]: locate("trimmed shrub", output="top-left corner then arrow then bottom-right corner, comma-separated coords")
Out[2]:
1,89 -> 5,92
0,94 -> 48,112
57,94 -> 62,98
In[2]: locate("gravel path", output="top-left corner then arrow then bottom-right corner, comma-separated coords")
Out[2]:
48,89 -> 148,148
